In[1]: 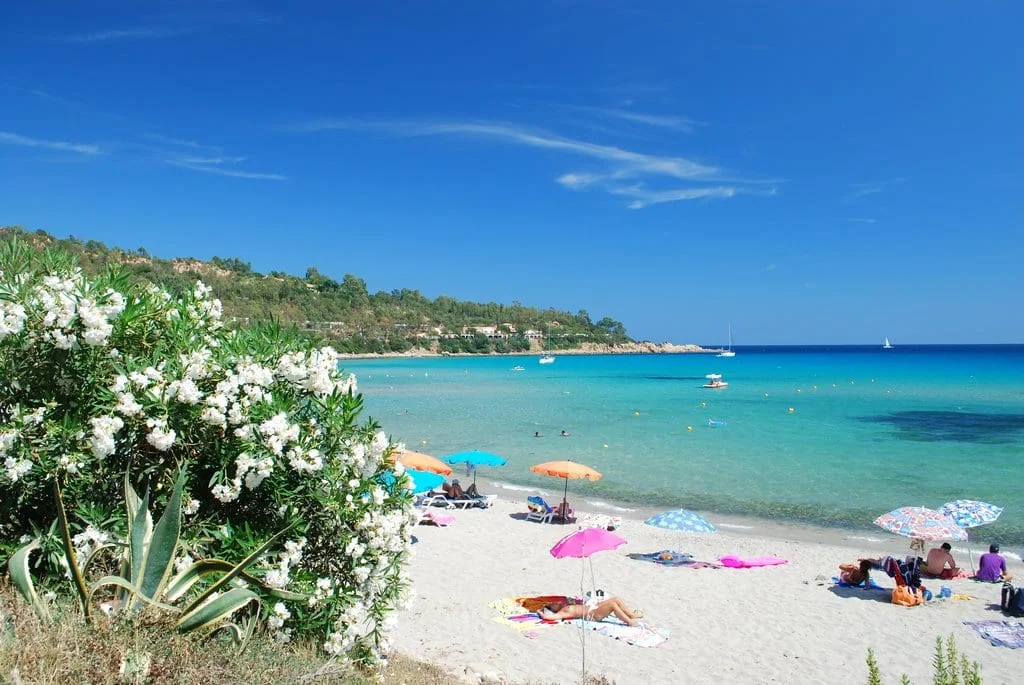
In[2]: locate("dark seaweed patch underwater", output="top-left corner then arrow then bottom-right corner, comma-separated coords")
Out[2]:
860,410 -> 1024,444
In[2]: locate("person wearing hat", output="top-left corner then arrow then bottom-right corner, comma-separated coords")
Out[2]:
975,544 -> 1012,582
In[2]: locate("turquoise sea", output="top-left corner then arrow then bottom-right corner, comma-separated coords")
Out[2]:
347,347 -> 1024,547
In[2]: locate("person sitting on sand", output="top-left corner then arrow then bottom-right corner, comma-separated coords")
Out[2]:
555,499 -> 574,521
976,544 -> 1012,582
923,542 -> 961,579
540,597 -> 642,626
839,559 -> 875,586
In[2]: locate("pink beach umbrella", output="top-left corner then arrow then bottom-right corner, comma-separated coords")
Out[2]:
550,527 -> 627,559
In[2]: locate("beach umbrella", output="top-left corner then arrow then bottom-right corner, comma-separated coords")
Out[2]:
873,506 -> 967,542
939,499 -> 1004,571
530,460 -> 602,506
441,450 -> 507,485
378,468 -> 445,495
644,509 -> 717,534
392,449 -> 453,477
550,527 -> 627,559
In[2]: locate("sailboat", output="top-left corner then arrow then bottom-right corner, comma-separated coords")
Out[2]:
717,325 -> 736,358
882,337 -> 894,350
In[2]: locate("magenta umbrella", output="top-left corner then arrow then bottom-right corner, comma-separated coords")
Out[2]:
550,527 -> 627,559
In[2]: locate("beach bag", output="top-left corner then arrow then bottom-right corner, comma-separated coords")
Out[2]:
1001,583 -> 1024,617
892,585 -> 924,607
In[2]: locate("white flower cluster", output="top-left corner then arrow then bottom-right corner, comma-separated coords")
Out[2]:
267,601 -> 293,643
144,417 -> 176,451
263,537 -> 306,589
72,524 -> 110,563
0,300 -> 27,338
324,600 -> 370,656
29,274 -> 125,349
0,429 -> 31,482
89,415 -> 124,459
275,348 -> 355,397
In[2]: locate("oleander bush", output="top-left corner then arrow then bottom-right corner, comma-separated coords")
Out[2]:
0,240 -> 415,663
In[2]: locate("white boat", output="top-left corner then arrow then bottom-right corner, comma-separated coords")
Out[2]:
717,324 -> 736,357
883,337 -> 894,350
538,355 -> 555,365
703,373 -> 728,389
511,365 -> 525,371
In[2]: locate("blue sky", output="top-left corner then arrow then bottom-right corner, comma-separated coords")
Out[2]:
2,1 -> 1021,345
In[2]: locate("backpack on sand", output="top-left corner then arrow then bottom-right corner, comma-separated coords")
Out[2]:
1000,583 -> 1024,617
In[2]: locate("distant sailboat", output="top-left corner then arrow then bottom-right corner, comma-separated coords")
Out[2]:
882,337 -> 894,350
717,325 -> 736,358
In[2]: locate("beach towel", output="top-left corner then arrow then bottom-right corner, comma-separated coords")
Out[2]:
488,598 -> 546,636
563,617 -> 669,648
418,510 -> 455,527
628,550 -> 721,568
719,555 -> 788,568
963,620 -> 1024,648
832,575 -> 886,590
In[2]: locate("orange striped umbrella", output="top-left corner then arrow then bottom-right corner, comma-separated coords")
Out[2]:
394,449 -> 453,476
530,460 -> 602,502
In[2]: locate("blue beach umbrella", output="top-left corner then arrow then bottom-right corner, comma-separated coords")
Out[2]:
380,469 -> 445,495
644,509 -> 717,534
940,499 -> 1003,572
441,450 -> 508,485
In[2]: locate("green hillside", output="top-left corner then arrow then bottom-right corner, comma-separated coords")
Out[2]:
0,226 -> 631,354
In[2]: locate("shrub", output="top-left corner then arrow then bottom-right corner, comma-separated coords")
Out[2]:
0,241 -> 415,663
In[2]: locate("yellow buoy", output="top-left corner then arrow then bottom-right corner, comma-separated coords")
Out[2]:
634,411 -> 640,416
700,401 -> 706,408
788,407 -> 795,413
421,439 -> 428,445
687,426 -> 693,431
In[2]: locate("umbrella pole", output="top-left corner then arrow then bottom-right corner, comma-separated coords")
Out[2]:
563,478 -> 569,508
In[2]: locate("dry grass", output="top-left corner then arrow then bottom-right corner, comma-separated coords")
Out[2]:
0,589 -> 463,685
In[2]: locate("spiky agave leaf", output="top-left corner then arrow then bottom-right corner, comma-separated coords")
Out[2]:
7,539 -> 50,621
53,478 -> 91,619
175,587 -> 260,635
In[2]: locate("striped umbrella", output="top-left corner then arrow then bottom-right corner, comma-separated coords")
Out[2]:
644,509 -> 717,534
873,506 -> 967,542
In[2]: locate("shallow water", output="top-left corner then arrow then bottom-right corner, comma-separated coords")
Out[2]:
347,346 -> 1024,546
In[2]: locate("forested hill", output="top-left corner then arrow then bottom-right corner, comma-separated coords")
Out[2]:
0,226 -> 632,354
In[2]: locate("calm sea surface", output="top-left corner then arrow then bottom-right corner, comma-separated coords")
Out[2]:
346,346 -> 1024,546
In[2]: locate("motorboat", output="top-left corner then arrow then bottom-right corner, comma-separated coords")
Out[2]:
703,373 -> 728,389
511,365 -> 525,371
539,355 -> 555,364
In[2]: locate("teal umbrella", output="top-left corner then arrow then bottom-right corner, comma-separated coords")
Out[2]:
379,469 -> 444,495
441,450 -> 507,485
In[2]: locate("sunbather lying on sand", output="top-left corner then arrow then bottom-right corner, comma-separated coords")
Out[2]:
540,597 -> 642,627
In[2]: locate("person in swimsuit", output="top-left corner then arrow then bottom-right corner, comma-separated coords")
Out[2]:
539,597 -> 641,626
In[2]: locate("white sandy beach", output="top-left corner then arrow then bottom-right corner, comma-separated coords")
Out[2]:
392,492 -> 1022,684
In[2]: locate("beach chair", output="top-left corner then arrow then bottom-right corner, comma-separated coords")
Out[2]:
419,489 -> 493,510
525,495 -> 556,523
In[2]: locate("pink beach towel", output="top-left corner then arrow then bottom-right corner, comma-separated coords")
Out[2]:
719,554 -> 788,568
420,510 -> 456,527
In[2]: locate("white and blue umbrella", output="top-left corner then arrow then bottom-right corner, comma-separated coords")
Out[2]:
441,450 -> 507,485
939,500 -> 1003,529
644,509 -> 717,534
940,499 -> 1003,572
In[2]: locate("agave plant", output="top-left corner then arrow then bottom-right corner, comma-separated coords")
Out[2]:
7,468 -> 299,647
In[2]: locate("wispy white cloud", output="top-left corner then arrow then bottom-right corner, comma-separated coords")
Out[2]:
847,217 -> 878,224
843,178 -> 908,204
291,118 -> 761,207
62,27 -> 195,43
165,157 -> 285,181
569,106 -> 700,133
765,263 -> 778,271
609,184 -> 737,209
138,133 -> 223,153
0,131 -> 100,155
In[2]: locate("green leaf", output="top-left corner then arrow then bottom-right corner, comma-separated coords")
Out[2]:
175,587 -> 260,634
88,576 -> 181,615
164,558 -> 305,604
136,468 -> 186,602
128,486 -> 153,592
182,524 -> 293,615
7,539 -> 50,621
53,478 -> 91,620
